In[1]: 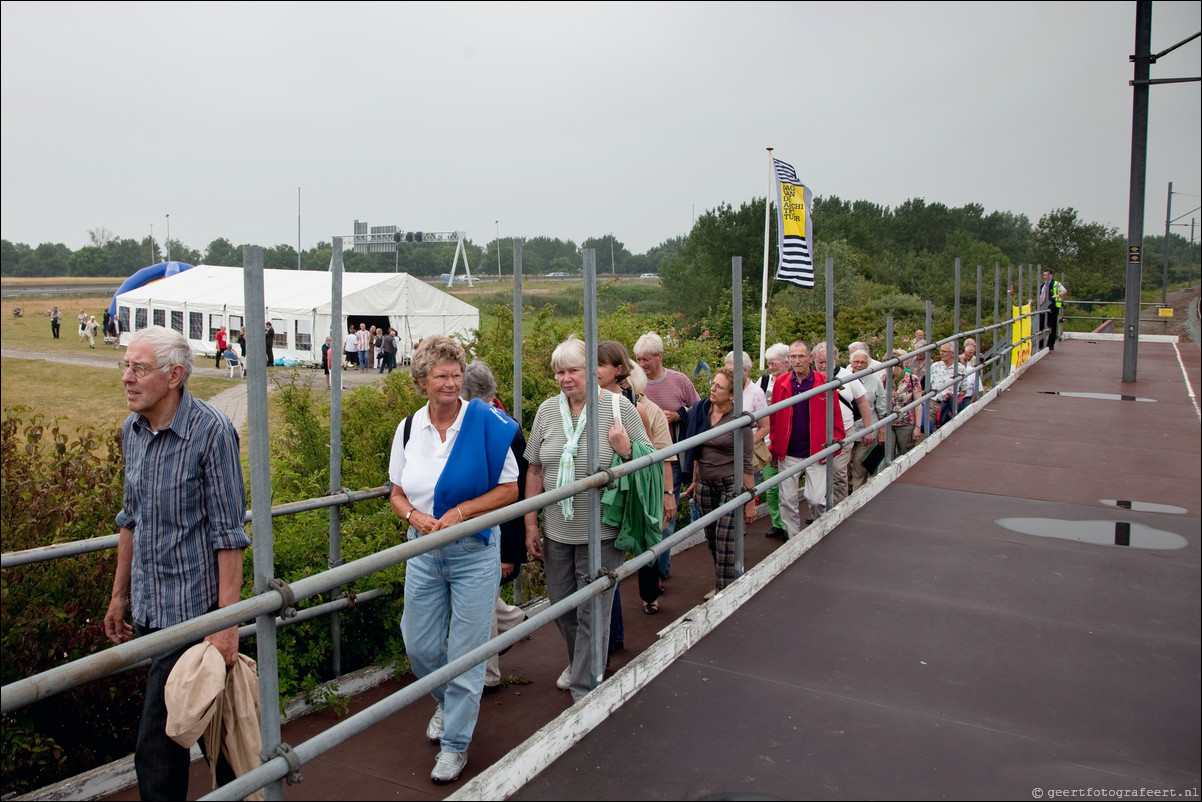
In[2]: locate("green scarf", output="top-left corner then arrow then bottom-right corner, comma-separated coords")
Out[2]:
556,393 -> 587,520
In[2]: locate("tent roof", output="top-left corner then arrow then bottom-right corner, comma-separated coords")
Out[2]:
115,265 -> 479,319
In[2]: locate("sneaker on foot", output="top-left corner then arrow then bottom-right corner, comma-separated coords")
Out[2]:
426,705 -> 444,742
703,588 -> 717,600
556,665 -> 571,691
431,750 -> 467,783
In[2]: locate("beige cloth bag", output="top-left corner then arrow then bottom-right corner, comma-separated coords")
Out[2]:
165,642 -> 264,801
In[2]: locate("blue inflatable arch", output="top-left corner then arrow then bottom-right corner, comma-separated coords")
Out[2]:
107,261 -> 195,318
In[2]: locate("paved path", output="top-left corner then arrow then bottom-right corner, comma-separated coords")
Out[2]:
508,336 -> 1201,801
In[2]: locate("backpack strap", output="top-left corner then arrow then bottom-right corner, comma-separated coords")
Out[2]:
403,416 -> 413,448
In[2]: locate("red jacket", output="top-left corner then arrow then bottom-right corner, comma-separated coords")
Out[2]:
769,370 -> 845,461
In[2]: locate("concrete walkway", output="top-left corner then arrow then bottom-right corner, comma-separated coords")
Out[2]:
506,336 -> 1201,802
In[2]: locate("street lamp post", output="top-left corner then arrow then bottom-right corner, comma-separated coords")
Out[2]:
165,214 -> 171,262
496,221 -> 501,277
149,224 -> 154,264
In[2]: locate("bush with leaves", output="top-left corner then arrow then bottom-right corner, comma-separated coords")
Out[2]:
250,370 -> 426,702
1,407 -> 144,797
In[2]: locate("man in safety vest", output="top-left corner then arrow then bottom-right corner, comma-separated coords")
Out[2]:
1039,269 -> 1067,351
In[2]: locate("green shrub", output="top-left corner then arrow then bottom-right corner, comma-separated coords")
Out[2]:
1,407 -> 143,797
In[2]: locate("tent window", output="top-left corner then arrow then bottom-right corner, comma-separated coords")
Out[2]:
118,307 -> 130,333
272,319 -> 287,348
189,313 -> 203,341
208,314 -> 224,342
135,308 -> 148,330
171,311 -> 184,334
229,315 -> 242,333
153,309 -> 166,328
295,320 -> 312,350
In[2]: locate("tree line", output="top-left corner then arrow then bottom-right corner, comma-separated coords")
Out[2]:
1,197 -> 1195,311
0,228 -> 684,280
661,198 -> 1197,328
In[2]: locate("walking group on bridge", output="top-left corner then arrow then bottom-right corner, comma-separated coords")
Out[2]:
102,319 -> 1001,793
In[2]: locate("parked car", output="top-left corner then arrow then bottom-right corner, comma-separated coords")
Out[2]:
639,273 -> 659,280
547,272 -> 571,277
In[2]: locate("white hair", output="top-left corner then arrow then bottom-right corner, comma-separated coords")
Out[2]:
724,350 -> 753,371
633,332 -> 664,357
764,343 -> 789,363
128,326 -> 193,385
626,363 -> 648,396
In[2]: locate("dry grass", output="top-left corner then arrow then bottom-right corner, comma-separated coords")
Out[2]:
2,294 -> 233,445
3,294 -> 117,352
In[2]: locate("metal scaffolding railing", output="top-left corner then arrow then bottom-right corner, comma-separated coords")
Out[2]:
1,253 -> 1049,800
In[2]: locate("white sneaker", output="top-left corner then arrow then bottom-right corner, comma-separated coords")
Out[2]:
431,750 -> 467,783
556,665 -> 571,691
425,705 -> 444,742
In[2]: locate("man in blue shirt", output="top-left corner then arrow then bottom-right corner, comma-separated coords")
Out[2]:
104,326 -> 250,800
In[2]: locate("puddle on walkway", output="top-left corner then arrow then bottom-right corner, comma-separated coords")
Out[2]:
1100,499 -> 1187,515
1037,391 -> 1156,402
994,517 -> 1188,550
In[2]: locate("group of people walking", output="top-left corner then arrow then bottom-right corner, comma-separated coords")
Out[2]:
105,305 -> 1037,793
47,306 -> 120,348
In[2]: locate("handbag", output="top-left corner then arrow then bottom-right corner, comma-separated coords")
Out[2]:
752,439 -> 773,473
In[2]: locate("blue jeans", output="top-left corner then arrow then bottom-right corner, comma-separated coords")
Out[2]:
401,526 -> 500,753
357,349 -> 368,370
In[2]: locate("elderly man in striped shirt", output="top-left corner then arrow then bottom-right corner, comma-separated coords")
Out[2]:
104,325 -> 250,800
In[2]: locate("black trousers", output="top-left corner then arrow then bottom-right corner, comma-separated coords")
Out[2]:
1042,306 -> 1060,350
133,622 -> 235,800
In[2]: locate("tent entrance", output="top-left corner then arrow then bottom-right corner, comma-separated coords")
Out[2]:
346,315 -> 390,335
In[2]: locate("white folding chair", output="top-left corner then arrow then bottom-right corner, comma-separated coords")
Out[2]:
225,350 -> 245,378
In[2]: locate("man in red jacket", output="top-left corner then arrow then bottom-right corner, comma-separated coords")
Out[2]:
769,340 -> 846,538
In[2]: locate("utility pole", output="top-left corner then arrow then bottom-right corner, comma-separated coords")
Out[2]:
1163,181 -> 1172,306
165,214 -> 171,262
496,221 -> 501,277
1122,1 -> 1151,383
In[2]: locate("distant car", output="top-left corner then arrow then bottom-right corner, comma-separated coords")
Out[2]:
639,273 -> 659,280
547,272 -> 571,277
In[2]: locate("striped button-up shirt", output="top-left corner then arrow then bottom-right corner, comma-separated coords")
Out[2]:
115,390 -> 249,629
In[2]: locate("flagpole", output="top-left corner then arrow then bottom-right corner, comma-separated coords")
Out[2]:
759,147 -> 774,370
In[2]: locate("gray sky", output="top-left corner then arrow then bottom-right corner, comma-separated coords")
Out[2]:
2,1 -> 1199,258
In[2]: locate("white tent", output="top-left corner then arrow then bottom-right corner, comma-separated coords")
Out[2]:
114,265 -> 479,365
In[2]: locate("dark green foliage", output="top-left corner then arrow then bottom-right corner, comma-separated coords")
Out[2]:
1031,208 -> 1126,301
661,199 -> 768,321
252,370 -> 425,703
1,408 -> 143,797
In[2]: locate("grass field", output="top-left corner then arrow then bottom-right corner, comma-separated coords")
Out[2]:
2,293 -> 234,443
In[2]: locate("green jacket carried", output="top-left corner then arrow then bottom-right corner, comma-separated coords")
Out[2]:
602,440 -> 663,555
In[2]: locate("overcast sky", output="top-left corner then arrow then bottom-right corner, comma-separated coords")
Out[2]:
2,1 -> 1199,259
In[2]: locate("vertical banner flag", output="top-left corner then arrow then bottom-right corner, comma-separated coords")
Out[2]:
773,158 -> 814,288
1011,303 -> 1032,369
